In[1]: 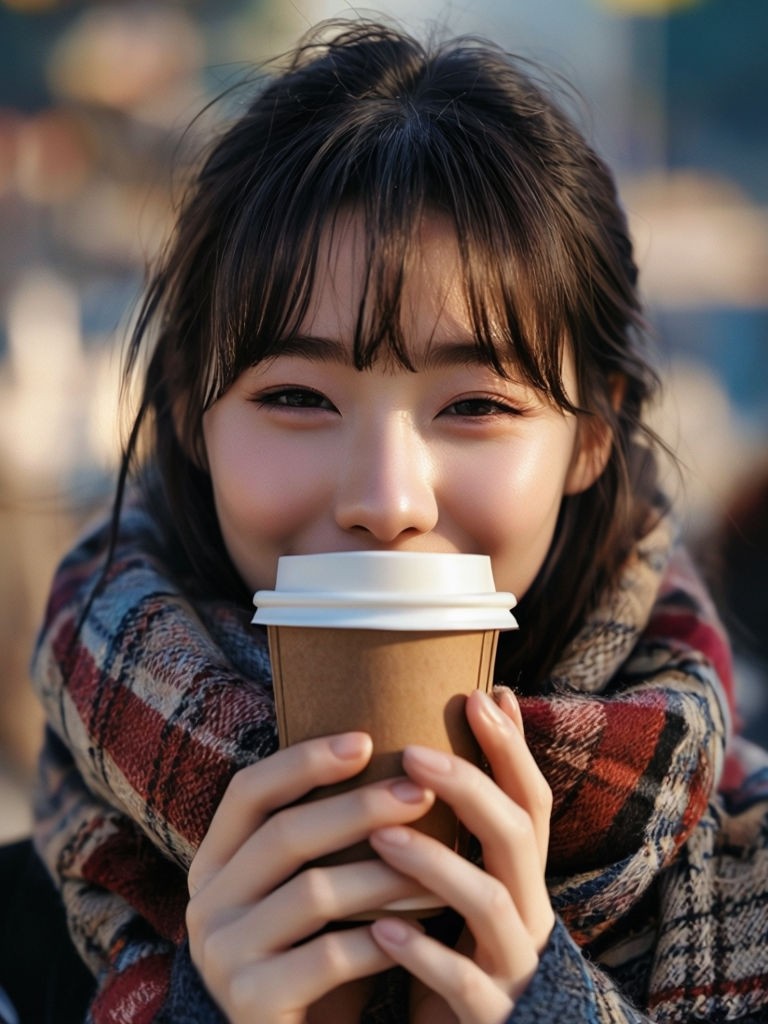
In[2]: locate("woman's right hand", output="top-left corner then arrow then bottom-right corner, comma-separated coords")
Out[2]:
186,732 -> 436,1024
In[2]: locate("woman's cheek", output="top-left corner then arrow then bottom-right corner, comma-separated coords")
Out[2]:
206,427 -> 332,589
449,447 -> 568,600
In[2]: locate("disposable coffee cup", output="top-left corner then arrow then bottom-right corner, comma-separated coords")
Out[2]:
252,551 -> 516,916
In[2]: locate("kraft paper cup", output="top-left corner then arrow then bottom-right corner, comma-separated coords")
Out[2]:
252,552 -> 517,916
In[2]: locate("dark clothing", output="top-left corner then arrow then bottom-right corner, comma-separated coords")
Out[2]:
0,839 -> 93,1024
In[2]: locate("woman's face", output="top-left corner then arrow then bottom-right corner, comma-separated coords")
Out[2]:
203,212 -> 604,598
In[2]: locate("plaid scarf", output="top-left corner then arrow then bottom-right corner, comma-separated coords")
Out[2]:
30,498 -> 768,1022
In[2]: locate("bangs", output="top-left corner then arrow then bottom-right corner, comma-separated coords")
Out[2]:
193,47 -> 585,413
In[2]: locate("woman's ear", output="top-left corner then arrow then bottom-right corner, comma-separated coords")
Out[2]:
564,415 -> 613,495
564,374 -> 626,496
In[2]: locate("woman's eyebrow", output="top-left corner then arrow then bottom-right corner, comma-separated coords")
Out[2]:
274,334 -> 352,362
422,340 -> 497,369
276,334 -> 497,369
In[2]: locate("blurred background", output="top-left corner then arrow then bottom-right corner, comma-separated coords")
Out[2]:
1,0 -> 767,841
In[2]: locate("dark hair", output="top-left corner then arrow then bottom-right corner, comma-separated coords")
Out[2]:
118,19 -> 663,690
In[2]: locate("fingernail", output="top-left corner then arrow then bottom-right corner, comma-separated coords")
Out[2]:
494,686 -> 519,713
479,689 -> 508,724
404,745 -> 452,774
389,779 -> 429,803
329,733 -> 369,760
494,687 -> 522,728
373,918 -> 411,946
373,825 -> 411,847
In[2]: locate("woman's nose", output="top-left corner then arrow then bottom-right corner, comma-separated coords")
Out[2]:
334,415 -> 439,542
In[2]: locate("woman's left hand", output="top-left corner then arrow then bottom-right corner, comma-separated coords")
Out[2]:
368,687 -> 554,1024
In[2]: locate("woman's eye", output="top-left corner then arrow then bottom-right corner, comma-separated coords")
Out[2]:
444,397 -> 521,417
255,388 -> 336,411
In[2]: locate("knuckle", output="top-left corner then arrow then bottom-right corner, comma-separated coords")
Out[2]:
198,926 -> 232,990
297,867 -> 335,917
485,873 -> 513,915
226,765 -> 253,801
187,862 -> 203,900
289,736 -> 342,782
355,782 -> 386,819
530,774 -> 553,818
224,766 -> 257,809
187,855 -> 212,901
287,739 -> 316,775
315,932 -> 350,979
502,799 -> 534,843
263,804 -> 300,856
185,891 -> 208,946
229,967 -> 262,1018
458,762 -> 483,797
450,958 -> 486,1005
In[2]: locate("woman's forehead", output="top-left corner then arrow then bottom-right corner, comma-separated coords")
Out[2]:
317,207 -> 463,283
302,209 -> 472,338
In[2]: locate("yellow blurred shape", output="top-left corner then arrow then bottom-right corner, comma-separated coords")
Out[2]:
48,6 -> 203,111
1,269 -> 85,483
624,173 -> 768,308
6,269 -> 81,393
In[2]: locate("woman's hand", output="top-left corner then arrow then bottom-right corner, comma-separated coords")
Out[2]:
368,687 -> 554,1024
186,732 -> 436,1024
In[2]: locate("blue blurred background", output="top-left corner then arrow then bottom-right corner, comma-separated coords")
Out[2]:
1,0 -> 766,837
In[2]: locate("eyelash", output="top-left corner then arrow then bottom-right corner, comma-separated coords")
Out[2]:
443,396 -> 523,418
252,388 -> 337,411
252,388 -> 524,418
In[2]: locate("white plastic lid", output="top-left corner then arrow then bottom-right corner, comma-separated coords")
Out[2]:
252,551 -> 517,631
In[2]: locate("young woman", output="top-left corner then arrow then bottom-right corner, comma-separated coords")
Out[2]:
29,19 -> 768,1024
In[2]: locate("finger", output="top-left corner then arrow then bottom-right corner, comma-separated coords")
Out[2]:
400,743 -> 554,950
371,917 -> 516,1024
492,685 -> 525,734
369,825 -> 541,981
190,732 -> 373,895
190,776 -> 435,922
467,688 -> 552,868
193,860 -> 426,962
213,926 -> 392,1022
